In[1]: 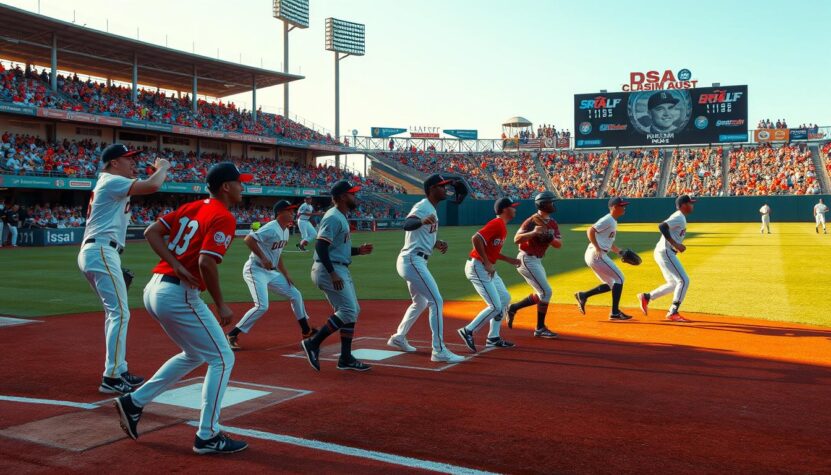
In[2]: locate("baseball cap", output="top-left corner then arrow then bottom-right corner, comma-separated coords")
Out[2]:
273,200 -> 299,215
608,197 -> 630,207
648,91 -> 679,111
331,180 -> 361,197
206,162 -> 253,190
675,194 -> 697,208
423,174 -> 454,194
101,143 -> 141,163
494,197 -> 520,214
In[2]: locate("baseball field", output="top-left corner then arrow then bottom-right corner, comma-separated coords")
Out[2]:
1,221 -> 830,473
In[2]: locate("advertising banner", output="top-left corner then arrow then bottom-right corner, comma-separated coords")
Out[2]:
788,129 -> 808,141
371,127 -> 407,138
443,129 -> 478,140
754,128 -> 789,143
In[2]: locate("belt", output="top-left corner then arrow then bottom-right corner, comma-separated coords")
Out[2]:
84,238 -> 124,254
520,251 -> 543,259
160,274 -> 181,285
414,252 -> 430,261
314,259 -> 350,267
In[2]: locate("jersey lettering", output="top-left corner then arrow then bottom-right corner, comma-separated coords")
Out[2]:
168,217 -> 199,256
609,231 -> 616,238
271,241 -> 286,250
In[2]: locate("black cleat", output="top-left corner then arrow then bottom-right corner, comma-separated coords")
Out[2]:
100,377 -> 134,395
486,337 -> 515,348
301,339 -> 320,372
609,311 -> 633,321
337,357 -> 372,372
533,327 -> 559,339
506,306 -> 517,329
120,372 -> 144,387
193,432 -> 248,455
114,394 -> 142,440
457,327 -> 477,353
574,292 -> 587,315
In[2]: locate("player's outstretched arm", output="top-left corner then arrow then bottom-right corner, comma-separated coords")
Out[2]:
130,158 -> 172,196
144,221 -> 200,287
199,254 -> 232,326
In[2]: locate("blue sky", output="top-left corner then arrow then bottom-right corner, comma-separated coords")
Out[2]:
5,0 -> 831,140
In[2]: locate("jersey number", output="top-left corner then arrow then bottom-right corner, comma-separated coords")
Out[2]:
168,217 -> 199,256
271,241 -> 286,250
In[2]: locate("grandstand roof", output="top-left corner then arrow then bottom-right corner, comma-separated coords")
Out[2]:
0,4 -> 303,97
503,116 -> 532,127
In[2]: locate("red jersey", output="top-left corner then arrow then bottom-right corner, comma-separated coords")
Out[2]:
152,198 -> 236,291
518,214 -> 561,257
470,217 -> 508,263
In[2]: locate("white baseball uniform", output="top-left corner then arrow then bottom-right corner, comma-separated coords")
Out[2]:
297,202 -> 316,245
760,205 -> 771,233
814,203 -> 827,231
77,172 -> 135,379
237,220 -> 308,333
647,211 -> 690,310
393,199 -> 447,352
585,213 -> 624,286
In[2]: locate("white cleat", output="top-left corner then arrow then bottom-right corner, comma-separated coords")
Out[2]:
387,335 -> 417,352
431,349 -> 465,363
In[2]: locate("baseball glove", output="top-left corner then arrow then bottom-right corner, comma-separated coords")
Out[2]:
619,249 -> 642,266
122,268 -> 135,290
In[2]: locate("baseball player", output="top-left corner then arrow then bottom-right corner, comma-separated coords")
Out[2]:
388,174 -> 464,363
296,197 -> 322,251
760,203 -> 771,234
574,197 -> 633,321
114,162 -> 251,454
78,143 -> 171,395
637,195 -> 696,323
457,197 -> 521,352
301,180 -> 374,372
814,198 -> 827,234
506,191 -> 562,339
226,201 -> 318,351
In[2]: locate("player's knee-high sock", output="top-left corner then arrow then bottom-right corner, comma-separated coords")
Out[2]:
611,283 -> 623,314
669,301 -> 681,314
536,302 -> 549,330
297,317 -> 311,334
583,284 -> 611,299
510,294 -> 538,313
309,315 -> 343,346
340,323 -> 355,360
228,327 -> 241,337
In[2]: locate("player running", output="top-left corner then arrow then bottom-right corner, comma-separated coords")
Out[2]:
296,196 -> 322,251
226,200 -> 318,351
507,191 -> 562,339
760,203 -> 771,234
388,174 -> 464,363
457,197 -> 521,352
300,180 -> 374,372
78,143 -> 171,395
574,197 -> 633,321
113,162 -> 251,454
814,198 -> 827,234
637,195 -> 696,323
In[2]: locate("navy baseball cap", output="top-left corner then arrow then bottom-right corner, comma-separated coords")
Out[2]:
101,143 -> 141,163
331,180 -> 361,197
675,194 -> 697,208
423,174 -> 454,194
494,197 -> 520,214
206,162 -> 253,190
648,91 -> 679,111
608,197 -> 630,207
273,200 -> 299,215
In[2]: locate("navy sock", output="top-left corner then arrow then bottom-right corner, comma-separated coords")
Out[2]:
584,284 -> 611,299
228,327 -> 241,337
340,323 -> 355,360
611,283 -> 623,314
510,294 -> 537,312
297,317 -> 311,333
310,315 -> 343,346
536,302 -> 549,329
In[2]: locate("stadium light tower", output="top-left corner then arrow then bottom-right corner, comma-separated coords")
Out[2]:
273,0 -> 309,120
326,17 -> 365,169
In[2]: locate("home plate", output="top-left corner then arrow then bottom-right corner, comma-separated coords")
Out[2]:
154,383 -> 270,410
347,349 -> 405,361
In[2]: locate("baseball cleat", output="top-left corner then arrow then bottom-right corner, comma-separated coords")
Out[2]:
457,327 -> 477,353
431,349 -> 465,363
609,312 -> 633,321
666,313 -> 692,323
486,337 -> 515,348
533,327 -> 559,339
100,377 -> 135,395
300,339 -> 321,372
302,327 -> 319,339
574,292 -> 587,315
636,293 -> 650,315
226,334 -> 241,351
506,306 -> 517,329
193,433 -> 248,455
120,371 -> 144,387
114,394 -> 142,440
337,358 -> 372,371
387,335 -> 417,352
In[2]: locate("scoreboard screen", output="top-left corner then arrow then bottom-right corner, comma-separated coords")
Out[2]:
573,85 -> 748,148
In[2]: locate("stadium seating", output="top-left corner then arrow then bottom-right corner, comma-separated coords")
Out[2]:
727,144 -> 820,195
542,150 -> 610,198
664,147 -> 724,197
605,149 -> 663,198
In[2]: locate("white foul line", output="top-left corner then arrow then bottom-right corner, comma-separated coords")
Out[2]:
0,395 -> 98,410
188,422 -> 498,475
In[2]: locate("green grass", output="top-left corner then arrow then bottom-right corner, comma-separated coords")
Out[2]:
3,222 -> 830,326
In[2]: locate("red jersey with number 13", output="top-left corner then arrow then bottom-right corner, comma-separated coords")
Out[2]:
152,198 -> 236,290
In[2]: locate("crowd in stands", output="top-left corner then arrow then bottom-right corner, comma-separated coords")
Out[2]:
15,203 -> 85,228
479,153 -> 546,199
665,147 -> 724,197
536,124 -> 571,141
728,144 -> 821,196
757,119 -> 789,129
605,149 -> 663,198
541,150 -> 611,198
380,149 -> 502,199
2,133 -> 100,177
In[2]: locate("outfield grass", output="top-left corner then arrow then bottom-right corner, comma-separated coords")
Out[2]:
2,222 -> 829,326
